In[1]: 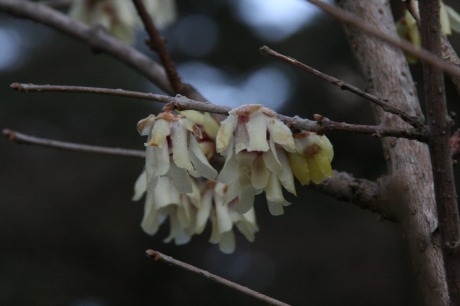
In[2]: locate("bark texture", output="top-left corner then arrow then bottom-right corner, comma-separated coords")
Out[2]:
336,0 -> 448,304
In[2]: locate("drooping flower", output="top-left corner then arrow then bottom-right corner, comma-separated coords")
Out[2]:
69,0 -> 177,44
133,171 -> 200,245
137,111 -> 218,194
287,131 -> 334,185
216,104 -> 296,216
196,181 -> 259,254
133,173 -> 258,253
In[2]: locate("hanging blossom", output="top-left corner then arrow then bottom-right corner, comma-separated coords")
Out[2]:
216,104 -> 298,216
136,110 -> 218,194
68,0 -> 177,44
133,172 -> 201,245
396,1 -> 460,62
196,181 -> 258,254
287,131 -> 334,185
132,109 -> 217,244
133,110 -> 258,253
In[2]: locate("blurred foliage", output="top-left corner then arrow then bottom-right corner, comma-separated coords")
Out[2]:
1,0 -> 460,305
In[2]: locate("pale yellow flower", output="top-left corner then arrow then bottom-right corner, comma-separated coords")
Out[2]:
137,111 -> 217,194
288,131 -> 333,185
197,181 -> 258,254
216,104 -> 296,216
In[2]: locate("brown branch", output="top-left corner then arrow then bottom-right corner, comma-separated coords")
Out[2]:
2,129 -> 146,158
419,1 -> 460,303
132,0 -> 183,94
0,0 -> 172,94
260,45 -> 424,129
312,171 -> 397,222
145,249 -> 291,306
308,0 -> 460,79
10,83 -> 428,141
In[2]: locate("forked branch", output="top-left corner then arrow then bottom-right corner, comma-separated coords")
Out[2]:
260,45 -> 424,129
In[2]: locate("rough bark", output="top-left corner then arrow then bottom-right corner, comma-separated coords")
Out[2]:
336,0 -> 448,304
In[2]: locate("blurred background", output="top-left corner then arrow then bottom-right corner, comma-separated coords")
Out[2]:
1,0 -> 460,305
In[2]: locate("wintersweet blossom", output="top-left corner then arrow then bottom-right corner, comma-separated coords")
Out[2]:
133,171 -> 200,245
216,104 -> 297,216
69,0 -> 177,43
137,111 -> 217,194
196,181 -> 259,254
287,131 -> 334,185
133,174 -> 258,253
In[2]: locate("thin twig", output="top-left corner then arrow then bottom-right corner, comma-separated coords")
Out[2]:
10,83 -> 428,141
145,249 -> 290,306
260,45 -> 424,129
2,129 -> 146,158
308,0 -> 460,79
132,0 -> 183,94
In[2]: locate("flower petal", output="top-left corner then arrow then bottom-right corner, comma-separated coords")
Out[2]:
189,136 -> 218,179
235,185 -> 256,214
216,115 -> 238,153
141,192 -> 162,235
147,118 -> 170,147
169,162 -> 193,194
196,189 -> 212,234
276,148 -> 296,195
251,155 -> 270,189
171,122 -> 194,172
267,117 -> 295,152
219,231 -> 236,254
215,199 -> 233,234
246,111 -> 269,151
132,170 -> 147,201
288,152 -> 310,185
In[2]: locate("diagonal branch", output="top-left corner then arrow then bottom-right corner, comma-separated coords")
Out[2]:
10,83 -> 429,141
308,0 -> 460,79
260,45 -> 424,129
145,249 -> 291,306
132,0 -> 183,94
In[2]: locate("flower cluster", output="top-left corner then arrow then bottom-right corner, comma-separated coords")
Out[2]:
396,1 -> 460,63
134,105 -> 334,253
69,0 -> 177,43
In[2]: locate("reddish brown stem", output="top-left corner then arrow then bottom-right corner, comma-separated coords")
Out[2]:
132,0 -> 183,94
146,249 -> 290,306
